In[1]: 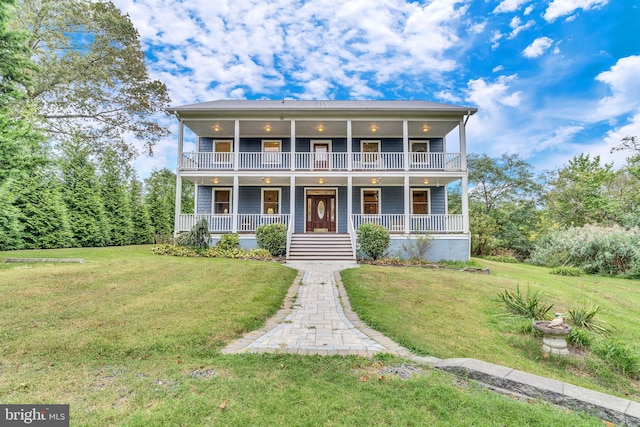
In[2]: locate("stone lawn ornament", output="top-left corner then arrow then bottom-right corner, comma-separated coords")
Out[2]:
533,313 -> 572,356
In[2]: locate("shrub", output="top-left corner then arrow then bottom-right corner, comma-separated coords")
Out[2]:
175,218 -> 210,250
401,234 -> 432,261
567,328 -> 594,349
550,266 -> 583,276
217,233 -> 240,251
256,223 -> 287,257
357,223 -> 390,260
529,225 -> 640,277
497,285 -> 554,320
567,305 -> 612,334
593,339 -> 640,378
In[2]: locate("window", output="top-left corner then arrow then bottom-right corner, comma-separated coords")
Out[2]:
214,140 -> 232,152
362,189 -> 380,215
213,189 -> 231,214
411,189 -> 430,214
361,140 -> 380,164
411,140 -> 430,153
262,189 -> 280,214
411,140 -> 430,166
262,140 -> 281,164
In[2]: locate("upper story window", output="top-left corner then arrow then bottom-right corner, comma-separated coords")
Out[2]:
361,140 -> 380,163
362,188 -> 380,215
214,140 -> 232,153
411,140 -> 430,153
262,140 -> 281,164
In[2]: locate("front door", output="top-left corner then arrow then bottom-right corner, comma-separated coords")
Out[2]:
306,192 -> 336,232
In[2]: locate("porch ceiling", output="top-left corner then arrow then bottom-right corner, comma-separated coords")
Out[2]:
183,119 -> 460,139
183,175 -> 461,187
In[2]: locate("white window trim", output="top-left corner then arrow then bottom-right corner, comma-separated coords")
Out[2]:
360,140 -> 381,152
361,188 -> 381,215
311,140 -> 333,152
410,140 -> 431,152
262,140 -> 282,164
212,187 -> 233,214
261,188 -> 282,215
410,188 -> 431,215
262,140 -> 282,151
213,140 -> 233,152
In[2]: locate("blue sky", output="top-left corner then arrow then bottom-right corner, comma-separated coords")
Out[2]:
111,0 -> 640,177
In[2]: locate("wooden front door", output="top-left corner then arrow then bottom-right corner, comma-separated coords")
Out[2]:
306,193 -> 336,232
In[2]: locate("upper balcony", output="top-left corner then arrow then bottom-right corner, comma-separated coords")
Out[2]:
180,151 -> 462,171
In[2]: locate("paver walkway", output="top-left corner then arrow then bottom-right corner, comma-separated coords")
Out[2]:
222,261 -> 408,356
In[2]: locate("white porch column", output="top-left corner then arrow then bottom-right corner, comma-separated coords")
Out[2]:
347,175 -> 353,227
174,175 -> 182,236
289,175 -> 295,231
232,175 -> 239,232
177,119 -> 184,169
459,117 -> 467,170
347,120 -> 352,171
234,119 -> 240,171
462,174 -> 470,234
404,175 -> 410,234
290,120 -> 296,171
403,120 -> 409,171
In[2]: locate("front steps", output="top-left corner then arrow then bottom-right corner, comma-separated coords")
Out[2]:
287,233 -> 355,261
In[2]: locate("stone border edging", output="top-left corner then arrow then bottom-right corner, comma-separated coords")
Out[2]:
333,269 -> 640,427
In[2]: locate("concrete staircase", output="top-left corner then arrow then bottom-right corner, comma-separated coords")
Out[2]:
287,233 -> 355,261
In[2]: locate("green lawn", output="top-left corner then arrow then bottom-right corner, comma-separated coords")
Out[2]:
0,247 -> 607,425
341,260 -> 640,401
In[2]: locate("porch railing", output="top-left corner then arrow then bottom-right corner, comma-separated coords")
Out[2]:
177,214 -> 290,233
181,152 -> 462,171
351,214 -> 464,233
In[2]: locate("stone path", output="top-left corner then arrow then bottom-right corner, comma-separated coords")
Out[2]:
221,261 -> 640,426
222,261 -> 409,357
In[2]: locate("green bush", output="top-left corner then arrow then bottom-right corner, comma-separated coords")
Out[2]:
529,226 -> 640,277
175,218 -> 210,250
497,285 -> 553,320
550,266 -> 583,276
256,223 -> 287,257
593,339 -> 640,378
217,232 -> 240,251
567,304 -> 612,334
567,328 -> 594,349
357,223 -> 390,260
401,234 -> 432,261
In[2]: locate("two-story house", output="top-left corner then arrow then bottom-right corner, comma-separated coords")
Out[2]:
169,100 -> 476,261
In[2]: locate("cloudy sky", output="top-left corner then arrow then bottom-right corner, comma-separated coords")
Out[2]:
110,0 -> 640,177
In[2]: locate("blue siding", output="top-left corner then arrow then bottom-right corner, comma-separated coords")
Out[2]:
198,137 -> 213,152
381,187 -> 404,214
295,138 -> 347,153
295,187 -> 305,233
338,186 -> 347,232
352,138 -> 402,152
238,187 -> 290,214
240,138 -> 291,152
430,186 -> 446,214
430,138 -> 444,152
197,186 -> 212,214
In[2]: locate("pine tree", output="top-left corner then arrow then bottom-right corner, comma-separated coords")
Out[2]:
0,180 -> 23,250
144,168 -> 177,239
129,178 -> 154,244
59,139 -> 109,247
99,148 -> 133,246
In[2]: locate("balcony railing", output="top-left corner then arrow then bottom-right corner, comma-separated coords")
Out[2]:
181,152 -> 462,171
351,214 -> 464,233
176,214 -> 290,233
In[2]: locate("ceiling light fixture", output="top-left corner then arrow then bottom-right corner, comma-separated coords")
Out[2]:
423,178 -> 429,185
421,124 -> 429,133
264,124 -> 272,132
318,178 -> 324,184
370,124 -> 378,132
265,177 -> 271,184
213,177 -> 219,184
213,124 -> 221,132
317,124 -> 325,132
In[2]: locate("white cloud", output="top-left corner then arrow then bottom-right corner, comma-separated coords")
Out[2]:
595,55 -> 640,118
543,0 -> 608,22
493,0 -> 529,14
522,37 -> 554,58
508,16 -> 534,38
523,5 -> 534,15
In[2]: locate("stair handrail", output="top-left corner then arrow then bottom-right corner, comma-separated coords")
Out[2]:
348,216 -> 357,260
285,218 -> 293,260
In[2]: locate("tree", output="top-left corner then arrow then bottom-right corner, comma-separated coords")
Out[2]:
129,178 -> 154,244
58,138 -> 109,247
10,0 -> 170,164
99,148 -> 133,246
467,153 -> 542,257
11,172 -> 74,249
0,181 -> 23,250
144,168 -> 194,241
544,154 -> 618,228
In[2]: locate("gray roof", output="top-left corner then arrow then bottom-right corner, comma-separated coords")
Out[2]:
168,99 -> 477,115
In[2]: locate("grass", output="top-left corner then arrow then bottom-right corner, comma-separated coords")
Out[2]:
341,260 -> 640,401
0,247 -> 608,425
